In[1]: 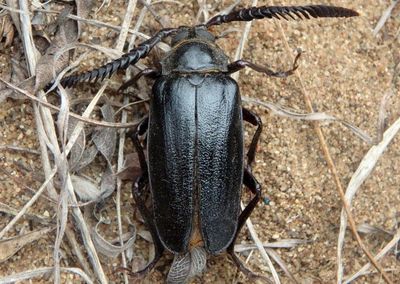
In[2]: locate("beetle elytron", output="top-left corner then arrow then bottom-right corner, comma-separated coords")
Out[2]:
52,4 -> 358,283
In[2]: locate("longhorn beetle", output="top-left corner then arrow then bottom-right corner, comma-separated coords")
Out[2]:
51,4 -> 358,283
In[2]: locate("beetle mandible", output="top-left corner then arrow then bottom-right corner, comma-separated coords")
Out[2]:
52,4 -> 359,283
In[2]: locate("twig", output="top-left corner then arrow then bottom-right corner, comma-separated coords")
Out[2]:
16,0 -> 108,280
0,145 -> 40,155
116,0 -> 138,51
129,0 -> 151,50
0,202 -> 52,225
0,79 -> 140,128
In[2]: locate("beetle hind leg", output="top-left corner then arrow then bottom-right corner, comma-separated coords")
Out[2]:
126,119 -> 165,280
129,175 -> 165,280
227,168 -> 272,283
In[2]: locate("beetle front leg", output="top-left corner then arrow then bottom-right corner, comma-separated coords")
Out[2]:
117,68 -> 160,95
243,107 -> 262,167
227,50 -> 301,78
227,168 -> 272,283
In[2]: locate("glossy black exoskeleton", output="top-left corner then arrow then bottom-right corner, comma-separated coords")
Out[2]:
50,4 -> 358,283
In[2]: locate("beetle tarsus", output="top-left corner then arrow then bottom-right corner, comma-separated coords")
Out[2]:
228,248 -> 273,284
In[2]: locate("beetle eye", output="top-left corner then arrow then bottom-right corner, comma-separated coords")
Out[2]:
195,27 -> 215,42
171,30 -> 190,46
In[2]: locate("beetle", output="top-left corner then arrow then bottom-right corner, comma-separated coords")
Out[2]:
53,4 -> 358,283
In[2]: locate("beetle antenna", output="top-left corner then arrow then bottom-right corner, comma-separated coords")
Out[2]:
205,5 -> 359,27
50,28 -> 177,89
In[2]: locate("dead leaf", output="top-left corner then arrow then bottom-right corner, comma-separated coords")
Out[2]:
68,118 -> 86,171
92,104 -> 117,166
137,229 -> 153,243
0,228 -> 52,262
34,33 -> 70,91
99,166 -> 116,199
71,175 -> 101,201
91,220 -> 136,258
75,145 -> 99,171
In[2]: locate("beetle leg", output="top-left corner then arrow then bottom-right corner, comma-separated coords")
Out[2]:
117,68 -> 160,95
130,175 -> 165,279
233,167 -> 262,241
130,116 -> 149,172
243,108 -> 262,167
227,168 -> 272,283
127,117 -> 165,278
227,51 -> 301,78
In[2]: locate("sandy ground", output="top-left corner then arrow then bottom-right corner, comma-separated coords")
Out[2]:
0,0 -> 399,283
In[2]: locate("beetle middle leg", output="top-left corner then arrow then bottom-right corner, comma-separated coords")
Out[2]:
128,117 -> 165,279
243,107 -> 263,167
227,50 -> 301,78
227,168 -> 272,283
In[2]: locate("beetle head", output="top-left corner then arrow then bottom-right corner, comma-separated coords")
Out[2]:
171,26 -> 215,46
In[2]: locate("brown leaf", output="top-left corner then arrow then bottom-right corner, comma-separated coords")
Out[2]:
116,153 -> 142,181
1,14 -> 15,47
5,0 -> 21,36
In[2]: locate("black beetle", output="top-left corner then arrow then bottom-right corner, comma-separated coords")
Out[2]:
52,4 -> 358,283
